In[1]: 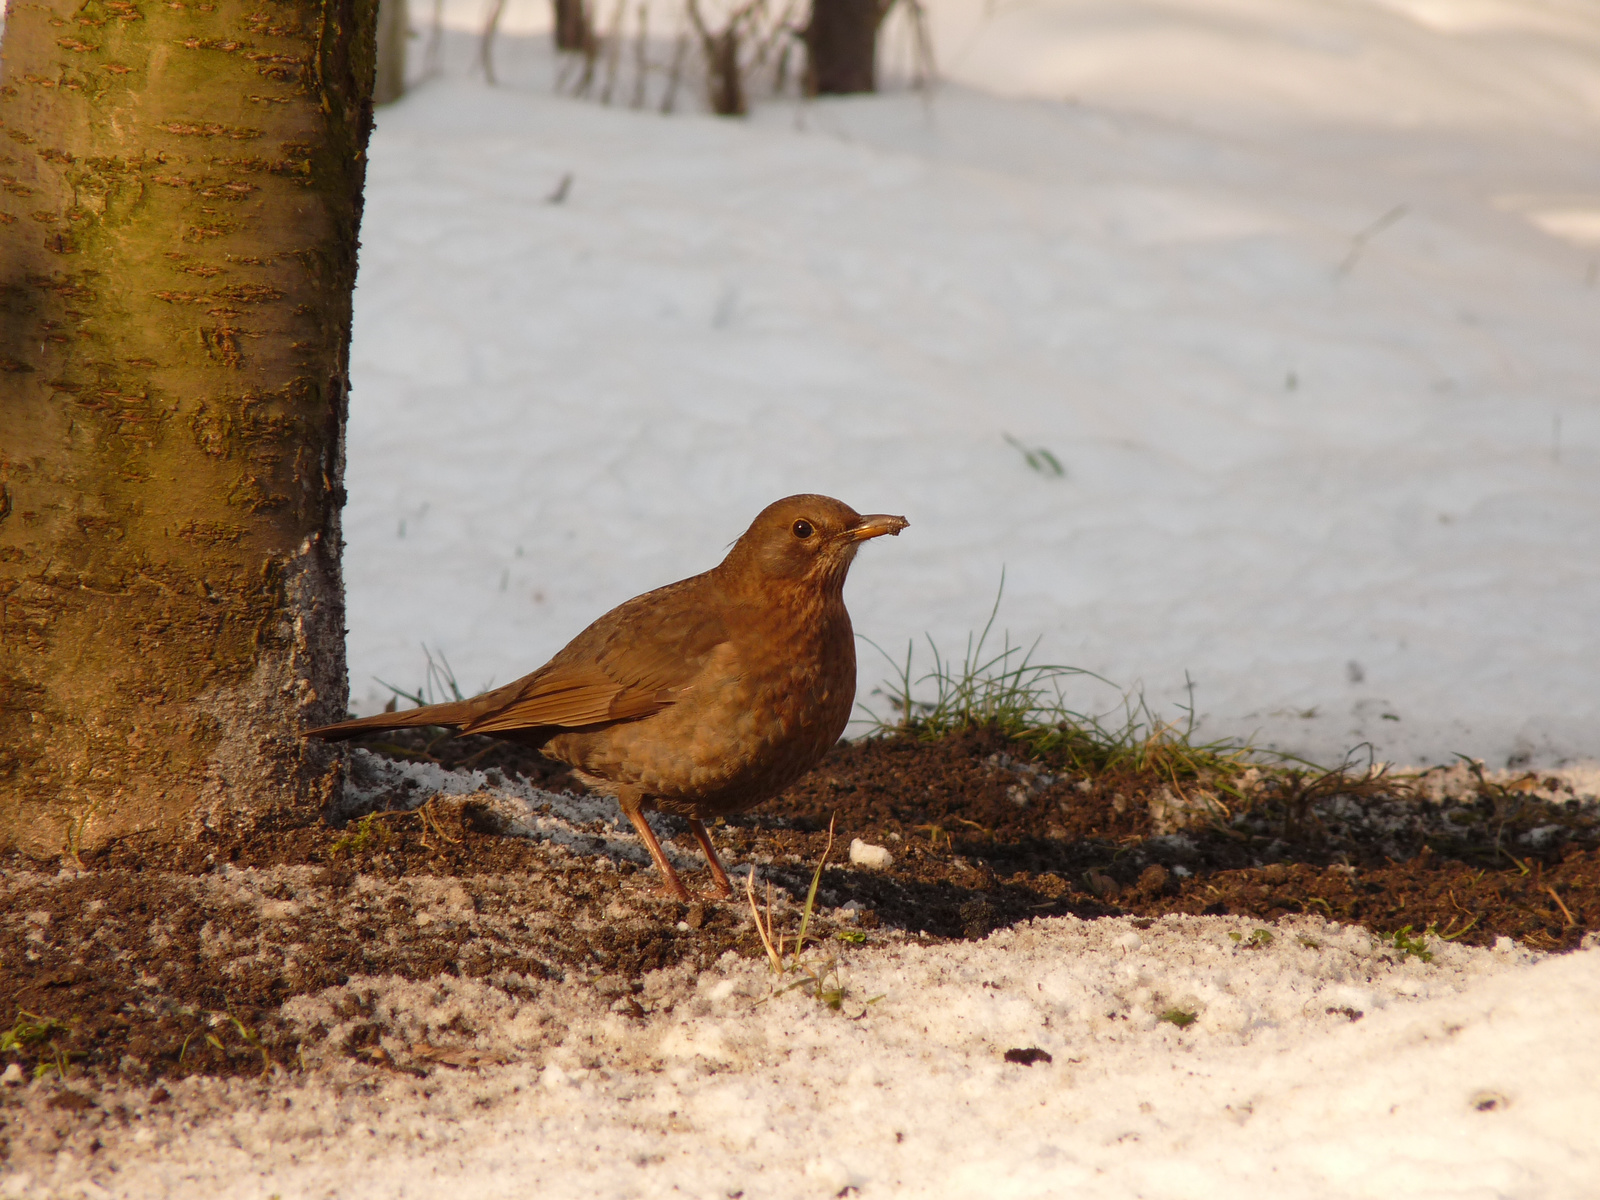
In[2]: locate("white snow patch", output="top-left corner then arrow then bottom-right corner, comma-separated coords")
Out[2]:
849,837 -> 895,869
26,920 -> 1600,1198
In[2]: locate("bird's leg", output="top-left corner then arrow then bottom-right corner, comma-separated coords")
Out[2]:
688,819 -> 734,899
618,792 -> 691,902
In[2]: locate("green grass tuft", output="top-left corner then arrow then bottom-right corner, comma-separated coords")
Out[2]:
2,1010 -> 77,1079
858,577 -> 1271,788
331,812 -> 390,857
748,818 -> 872,1013
1003,433 -> 1066,478
375,643 -> 470,710
1,1010 -> 68,1053
1387,925 -> 1434,962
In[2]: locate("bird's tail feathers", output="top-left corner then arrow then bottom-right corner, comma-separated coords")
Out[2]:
303,700 -> 476,742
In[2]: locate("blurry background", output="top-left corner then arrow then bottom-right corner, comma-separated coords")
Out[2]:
341,0 -> 1600,768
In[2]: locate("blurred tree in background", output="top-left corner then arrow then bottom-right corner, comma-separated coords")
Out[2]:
375,0 -> 409,103
553,0 -> 593,52
804,0 -> 884,94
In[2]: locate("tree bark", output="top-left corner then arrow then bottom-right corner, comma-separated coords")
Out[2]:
552,0 -> 590,54
804,0 -> 881,95
0,0 -> 376,856
705,26 -> 746,116
373,0 -> 408,105
684,0 -> 746,117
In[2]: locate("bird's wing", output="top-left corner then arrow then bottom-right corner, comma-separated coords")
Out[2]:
460,579 -> 731,735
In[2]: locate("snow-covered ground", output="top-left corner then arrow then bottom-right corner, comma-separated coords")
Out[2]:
6,908 -> 1593,1200
10,914 -> 1600,1199
344,0 -> 1600,771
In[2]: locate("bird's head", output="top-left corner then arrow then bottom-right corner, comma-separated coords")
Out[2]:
721,494 -> 908,593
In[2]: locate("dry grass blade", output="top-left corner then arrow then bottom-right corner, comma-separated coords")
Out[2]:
410,1042 -> 508,1069
745,866 -> 784,975
747,815 -> 853,1007
416,797 -> 460,850
793,815 -> 836,962
1546,885 -> 1576,927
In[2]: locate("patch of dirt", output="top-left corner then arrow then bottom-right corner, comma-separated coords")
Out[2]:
1,725 -> 1595,1098
772,728 -> 1599,947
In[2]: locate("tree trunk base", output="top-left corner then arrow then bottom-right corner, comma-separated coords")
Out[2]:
806,0 -> 880,95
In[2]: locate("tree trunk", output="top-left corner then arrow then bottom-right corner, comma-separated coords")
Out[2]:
552,0 -> 591,53
684,0 -> 746,117
805,0 -> 881,95
707,27 -> 746,116
373,0 -> 408,105
0,0 -> 376,857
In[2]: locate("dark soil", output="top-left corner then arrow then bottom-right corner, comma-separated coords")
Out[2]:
2,724 -> 1596,1096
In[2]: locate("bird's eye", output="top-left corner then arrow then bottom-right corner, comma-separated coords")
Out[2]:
792,519 -> 814,540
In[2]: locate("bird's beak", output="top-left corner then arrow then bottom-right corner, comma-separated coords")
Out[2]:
840,514 -> 910,543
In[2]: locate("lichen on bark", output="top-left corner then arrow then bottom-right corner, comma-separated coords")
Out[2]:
0,0 -> 379,854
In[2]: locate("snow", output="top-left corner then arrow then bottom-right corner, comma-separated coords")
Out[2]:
11,912 -> 1600,1198
850,836 -> 896,869
927,0 -> 1600,135
11,1 -> 1600,1193
343,0 -> 1600,771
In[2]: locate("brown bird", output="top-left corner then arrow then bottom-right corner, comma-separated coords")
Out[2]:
306,495 -> 908,901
